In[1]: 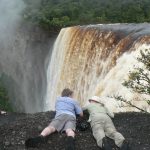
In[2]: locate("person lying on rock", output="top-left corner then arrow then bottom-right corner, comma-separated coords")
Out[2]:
25,88 -> 83,150
83,96 -> 130,150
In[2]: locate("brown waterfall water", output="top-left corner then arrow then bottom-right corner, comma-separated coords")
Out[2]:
45,24 -> 150,112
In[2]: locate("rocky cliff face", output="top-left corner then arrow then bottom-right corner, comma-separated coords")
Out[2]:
0,22 -> 57,113
0,112 -> 149,150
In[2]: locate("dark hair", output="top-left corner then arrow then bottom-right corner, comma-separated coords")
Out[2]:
61,88 -> 73,97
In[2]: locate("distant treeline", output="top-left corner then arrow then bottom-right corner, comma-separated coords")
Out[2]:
23,0 -> 150,31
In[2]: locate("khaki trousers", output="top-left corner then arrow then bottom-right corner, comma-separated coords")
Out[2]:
90,113 -> 125,148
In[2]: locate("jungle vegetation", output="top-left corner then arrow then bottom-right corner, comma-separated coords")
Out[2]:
23,0 -> 150,31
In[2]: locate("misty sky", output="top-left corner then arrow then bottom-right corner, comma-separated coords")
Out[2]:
0,0 -> 25,39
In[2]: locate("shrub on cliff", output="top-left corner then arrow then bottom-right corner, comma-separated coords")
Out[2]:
0,77 -> 13,112
123,49 -> 150,105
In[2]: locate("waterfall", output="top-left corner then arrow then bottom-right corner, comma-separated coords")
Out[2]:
45,24 -> 150,112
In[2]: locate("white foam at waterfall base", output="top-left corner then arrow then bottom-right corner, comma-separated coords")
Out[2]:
94,44 -> 150,113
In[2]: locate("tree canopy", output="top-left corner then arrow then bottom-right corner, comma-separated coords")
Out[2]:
23,0 -> 150,31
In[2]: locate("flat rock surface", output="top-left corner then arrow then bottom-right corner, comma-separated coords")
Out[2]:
0,112 -> 150,150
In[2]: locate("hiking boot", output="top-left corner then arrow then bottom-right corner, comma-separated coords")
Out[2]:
120,140 -> 130,150
102,137 -> 112,150
65,136 -> 75,150
25,135 -> 46,148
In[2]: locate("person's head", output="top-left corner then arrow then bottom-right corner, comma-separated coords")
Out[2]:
61,88 -> 73,97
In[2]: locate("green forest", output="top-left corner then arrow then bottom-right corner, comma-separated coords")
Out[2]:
0,76 -> 13,112
23,0 -> 150,31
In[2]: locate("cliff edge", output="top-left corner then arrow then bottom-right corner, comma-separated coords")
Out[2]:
0,112 -> 149,150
